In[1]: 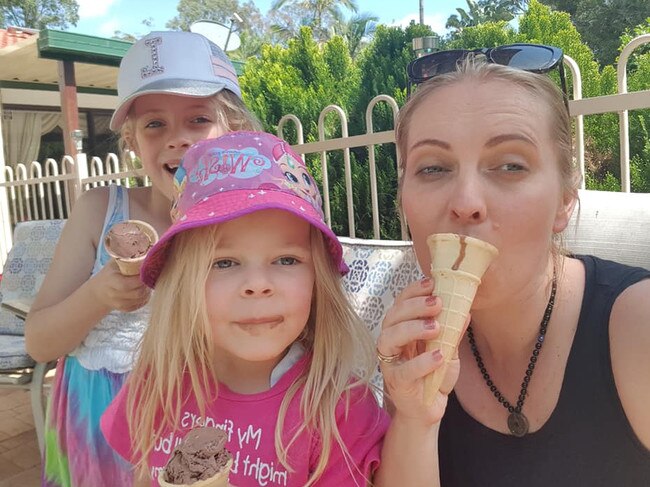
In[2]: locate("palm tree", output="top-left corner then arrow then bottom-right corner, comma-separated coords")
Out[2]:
271,0 -> 359,41
446,0 -> 521,33
331,11 -> 378,58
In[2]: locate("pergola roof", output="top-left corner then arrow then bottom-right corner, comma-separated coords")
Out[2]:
1,28 -> 129,93
1,28 -> 245,93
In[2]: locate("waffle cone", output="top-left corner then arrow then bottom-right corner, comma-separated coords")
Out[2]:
158,459 -> 233,487
113,257 -> 146,276
423,234 -> 498,405
104,220 -> 158,276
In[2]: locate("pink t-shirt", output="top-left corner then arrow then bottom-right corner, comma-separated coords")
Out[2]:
101,355 -> 389,486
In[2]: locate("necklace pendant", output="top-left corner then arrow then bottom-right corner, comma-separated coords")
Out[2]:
507,411 -> 529,437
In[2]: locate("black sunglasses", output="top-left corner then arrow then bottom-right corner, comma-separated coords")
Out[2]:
407,43 -> 568,107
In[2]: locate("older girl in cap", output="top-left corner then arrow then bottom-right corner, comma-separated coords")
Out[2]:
102,131 -> 452,486
25,31 -> 259,487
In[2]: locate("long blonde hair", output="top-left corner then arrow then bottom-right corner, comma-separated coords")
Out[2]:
126,222 -> 376,485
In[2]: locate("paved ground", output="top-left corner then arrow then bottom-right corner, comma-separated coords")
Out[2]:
0,389 -> 42,487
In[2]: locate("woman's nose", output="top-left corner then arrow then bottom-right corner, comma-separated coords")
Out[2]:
448,175 -> 487,223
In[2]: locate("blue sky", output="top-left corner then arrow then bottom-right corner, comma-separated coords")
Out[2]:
70,0 -> 468,39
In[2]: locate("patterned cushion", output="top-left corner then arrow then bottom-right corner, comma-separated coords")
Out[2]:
0,335 -> 35,369
341,238 -> 422,337
0,302 -> 24,336
0,220 -> 65,336
340,237 -> 423,390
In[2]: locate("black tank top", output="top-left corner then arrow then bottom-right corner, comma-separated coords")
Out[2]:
439,255 -> 650,486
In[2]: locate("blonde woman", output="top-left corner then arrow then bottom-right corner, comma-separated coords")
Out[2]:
102,132 -> 411,486
378,48 -> 650,485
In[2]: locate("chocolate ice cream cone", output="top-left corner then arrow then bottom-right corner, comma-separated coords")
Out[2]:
158,459 -> 233,487
104,220 -> 158,276
423,234 -> 498,405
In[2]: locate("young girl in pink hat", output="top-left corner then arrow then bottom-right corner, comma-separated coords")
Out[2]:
25,31 -> 260,487
101,131 -> 447,486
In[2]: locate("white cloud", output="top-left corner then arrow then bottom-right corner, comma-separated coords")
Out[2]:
97,19 -> 122,37
77,0 -> 119,19
390,13 -> 449,34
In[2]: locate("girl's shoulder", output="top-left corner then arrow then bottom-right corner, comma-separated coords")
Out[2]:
75,185 -> 112,208
63,186 -> 113,244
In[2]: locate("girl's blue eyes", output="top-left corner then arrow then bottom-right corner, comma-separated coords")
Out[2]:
143,117 -> 212,129
211,257 -> 300,269
213,259 -> 235,269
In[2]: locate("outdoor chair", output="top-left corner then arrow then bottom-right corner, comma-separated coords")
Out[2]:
0,219 -> 65,455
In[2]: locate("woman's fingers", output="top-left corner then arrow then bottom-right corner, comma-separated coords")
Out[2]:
393,277 -> 435,305
383,294 -> 441,329
378,319 -> 440,357
385,348 -> 445,387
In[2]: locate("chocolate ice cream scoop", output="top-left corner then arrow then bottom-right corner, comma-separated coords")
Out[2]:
161,427 -> 233,486
104,220 -> 158,276
105,221 -> 154,259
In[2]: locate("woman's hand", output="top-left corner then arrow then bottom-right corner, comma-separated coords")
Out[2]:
378,277 -> 465,425
89,260 -> 151,313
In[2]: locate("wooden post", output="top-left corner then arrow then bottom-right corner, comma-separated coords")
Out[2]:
58,60 -> 80,156
57,60 -> 87,206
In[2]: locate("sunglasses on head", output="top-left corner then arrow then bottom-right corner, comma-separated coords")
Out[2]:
407,43 -> 568,108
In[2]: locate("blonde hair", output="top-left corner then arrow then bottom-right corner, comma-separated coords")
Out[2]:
118,90 -> 262,157
396,58 -> 580,264
126,222 -> 376,485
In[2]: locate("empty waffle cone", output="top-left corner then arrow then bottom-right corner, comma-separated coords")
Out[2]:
104,220 -> 158,276
158,458 -> 234,487
423,234 -> 498,405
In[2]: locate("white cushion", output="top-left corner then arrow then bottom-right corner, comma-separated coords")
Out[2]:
565,190 -> 650,270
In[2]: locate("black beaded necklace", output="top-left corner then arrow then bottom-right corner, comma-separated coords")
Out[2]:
467,275 -> 557,437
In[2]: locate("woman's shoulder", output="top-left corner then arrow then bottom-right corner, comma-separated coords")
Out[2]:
609,274 -> 650,343
571,254 -> 649,291
608,274 -> 650,449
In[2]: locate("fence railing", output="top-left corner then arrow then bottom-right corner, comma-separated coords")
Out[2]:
1,35 -> 650,270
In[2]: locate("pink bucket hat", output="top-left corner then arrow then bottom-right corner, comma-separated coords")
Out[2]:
141,131 -> 347,288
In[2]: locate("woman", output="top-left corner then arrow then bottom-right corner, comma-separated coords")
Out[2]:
378,55 -> 650,485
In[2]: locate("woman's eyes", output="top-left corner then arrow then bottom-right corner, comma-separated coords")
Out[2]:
415,162 -> 528,176
416,165 -> 449,176
495,161 -> 528,172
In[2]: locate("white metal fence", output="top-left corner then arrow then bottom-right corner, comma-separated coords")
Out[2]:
1,35 -> 650,270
